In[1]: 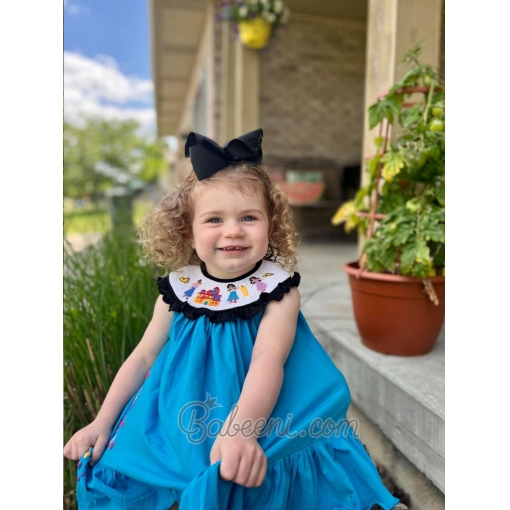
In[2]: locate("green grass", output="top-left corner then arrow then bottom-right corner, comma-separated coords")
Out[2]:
63,200 -> 154,235
63,231 -> 161,509
64,208 -> 111,234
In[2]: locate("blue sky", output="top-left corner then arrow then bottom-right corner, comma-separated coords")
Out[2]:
64,0 -> 151,79
64,0 -> 161,138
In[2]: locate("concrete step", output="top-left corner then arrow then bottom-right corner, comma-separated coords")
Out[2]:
297,242 -> 445,497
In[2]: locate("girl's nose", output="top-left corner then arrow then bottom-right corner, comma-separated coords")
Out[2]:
223,221 -> 244,238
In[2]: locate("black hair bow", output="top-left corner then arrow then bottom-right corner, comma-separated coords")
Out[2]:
184,128 -> 263,181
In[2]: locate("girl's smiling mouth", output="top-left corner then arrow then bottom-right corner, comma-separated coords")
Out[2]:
218,246 -> 249,252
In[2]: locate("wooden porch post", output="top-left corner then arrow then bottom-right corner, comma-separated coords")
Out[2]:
233,43 -> 260,136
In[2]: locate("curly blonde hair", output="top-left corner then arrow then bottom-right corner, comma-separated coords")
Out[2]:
139,162 -> 299,273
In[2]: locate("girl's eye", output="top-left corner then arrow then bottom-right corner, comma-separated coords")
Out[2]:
207,218 -> 221,224
243,216 -> 256,222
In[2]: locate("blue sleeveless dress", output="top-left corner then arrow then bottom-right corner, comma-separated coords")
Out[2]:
76,260 -> 401,510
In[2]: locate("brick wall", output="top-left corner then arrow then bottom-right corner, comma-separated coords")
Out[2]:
260,16 -> 367,175
206,13 -> 366,240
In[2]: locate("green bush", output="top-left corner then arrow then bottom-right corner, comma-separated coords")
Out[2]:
63,231 -> 161,509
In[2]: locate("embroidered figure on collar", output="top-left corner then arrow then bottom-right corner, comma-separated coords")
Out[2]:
226,284 -> 240,304
179,277 -> 190,284
183,279 -> 202,300
250,275 -> 270,293
194,286 -> 222,307
240,284 -> 249,297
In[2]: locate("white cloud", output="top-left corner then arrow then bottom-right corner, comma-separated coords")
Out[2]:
64,1 -> 90,17
64,51 -> 156,136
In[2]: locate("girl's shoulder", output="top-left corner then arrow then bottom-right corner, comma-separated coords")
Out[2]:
157,260 -> 300,323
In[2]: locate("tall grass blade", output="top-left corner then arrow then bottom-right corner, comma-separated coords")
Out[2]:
63,230 -> 161,509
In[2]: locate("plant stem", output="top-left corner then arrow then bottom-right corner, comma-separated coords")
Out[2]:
414,210 -> 422,248
423,80 -> 435,124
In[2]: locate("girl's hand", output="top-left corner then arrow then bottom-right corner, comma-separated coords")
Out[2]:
63,417 -> 112,466
210,433 -> 267,488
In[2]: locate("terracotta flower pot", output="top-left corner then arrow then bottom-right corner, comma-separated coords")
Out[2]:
238,17 -> 273,49
276,181 -> 325,205
343,262 -> 445,356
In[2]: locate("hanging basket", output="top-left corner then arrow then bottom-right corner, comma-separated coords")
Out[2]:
238,17 -> 273,49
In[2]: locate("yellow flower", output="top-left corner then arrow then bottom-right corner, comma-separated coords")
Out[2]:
331,201 -> 357,227
344,216 -> 360,233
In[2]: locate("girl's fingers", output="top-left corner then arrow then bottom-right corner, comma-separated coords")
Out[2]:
77,439 -> 93,461
219,451 -> 240,482
234,454 -> 251,486
245,454 -> 263,487
255,455 -> 267,487
71,442 -> 79,461
77,442 -> 87,461
91,435 -> 108,465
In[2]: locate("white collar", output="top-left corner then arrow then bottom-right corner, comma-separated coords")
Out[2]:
168,260 -> 292,312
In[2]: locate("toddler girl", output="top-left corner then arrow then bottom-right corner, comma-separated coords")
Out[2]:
64,128 -> 407,510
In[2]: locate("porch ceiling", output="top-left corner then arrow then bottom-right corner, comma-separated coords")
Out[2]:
150,0 -> 367,138
150,0 -> 208,138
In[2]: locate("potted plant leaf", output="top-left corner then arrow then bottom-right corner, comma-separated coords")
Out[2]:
216,0 -> 291,50
332,45 -> 445,356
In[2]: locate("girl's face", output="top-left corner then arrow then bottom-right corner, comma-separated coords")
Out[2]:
190,184 -> 270,280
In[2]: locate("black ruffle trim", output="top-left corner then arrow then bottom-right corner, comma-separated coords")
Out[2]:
157,273 -> 301,323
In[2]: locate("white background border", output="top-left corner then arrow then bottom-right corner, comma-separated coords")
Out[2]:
2,0 -> 510,506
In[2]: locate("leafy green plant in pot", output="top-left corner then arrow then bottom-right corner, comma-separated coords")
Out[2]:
332,45 -> 445,356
